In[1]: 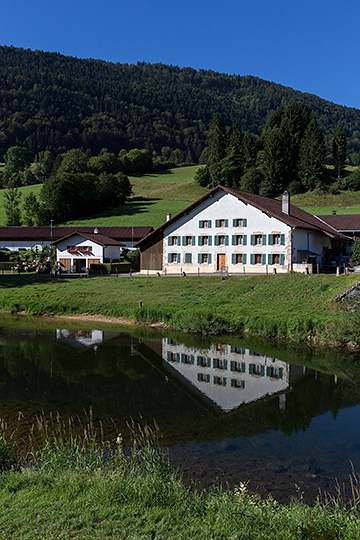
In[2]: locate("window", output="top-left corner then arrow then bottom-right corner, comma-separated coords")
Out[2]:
251,234 -> 267,246
197,373 -> 210,383
230,361 -> 245,373
233,218 -> 247,227
197,356 -> 210,368
167,338 -> 178,346
185,236 -> 192,246
230,346 -> 246,355
218,235 -> 225,245
167,351 -> 179,363
184,253 -> 192,264
168,236 -> 179,246
273,234 -> 280,245
231,379 -> 245,389
199,235 -> 212,246
199,220 -> 211,228
181,354 -> 194,365
232,253 -> 247,265
199,253 -> 211,264
235,235 -> 243,245
254,253 -> 262,264
216,343 -> 226,352
215,219 -> 228,228
168,253 -> 180,263
255,234 -> 262,245
249,363 -> 265,376
213,375 -> 227,386
213,358 -> 228,370
214,235 -> 229,246
271,254 -> 280,265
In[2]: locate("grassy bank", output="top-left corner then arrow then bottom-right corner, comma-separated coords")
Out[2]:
0,273 -> 359,346
0,415 -> 360,539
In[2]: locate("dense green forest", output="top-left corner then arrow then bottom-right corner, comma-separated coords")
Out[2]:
1,45 -> 360,164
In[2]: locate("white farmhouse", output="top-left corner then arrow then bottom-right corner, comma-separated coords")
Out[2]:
53,229 -> 123,272
136,185 -> 348,274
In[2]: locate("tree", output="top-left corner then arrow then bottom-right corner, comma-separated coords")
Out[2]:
4,146 -> 32,178
207,113 -> 227,165
4,186 -> 22,225
333,122 -> 347,179
351,240 -> 360,266
23,192 -> 40,226
298,115 -> 326,190
258,127 -> 286,196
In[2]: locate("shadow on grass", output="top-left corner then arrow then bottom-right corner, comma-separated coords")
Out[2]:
0,274 -> 78,289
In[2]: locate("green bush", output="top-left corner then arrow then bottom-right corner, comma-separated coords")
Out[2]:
89,262 -> 133,274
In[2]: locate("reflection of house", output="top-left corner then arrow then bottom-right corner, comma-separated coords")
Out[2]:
0,226 -> 153,252
53,230 -> 124,273
136,186 -> 348,274
56,329 -> 104,349
162,339 -> 304,413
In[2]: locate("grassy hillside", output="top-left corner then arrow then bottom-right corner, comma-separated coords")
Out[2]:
0,183 -> 42,225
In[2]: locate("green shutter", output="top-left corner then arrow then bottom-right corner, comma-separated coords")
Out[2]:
262,234 -> 266,245
185,253 -> 192,264
167,236 -> 171,246
225,219 -> 228,227
243,218 -> 247,227
233,218 -> 237,227
250,235 -> 255,246
225,235 -> 229,246
176,353 -> 180,363
199,220 -> 203,228
262,253 -> 266,265
177,253 -> 180,263
268,253 -> 272,265
280,253 -> 285,265
213,359 -> 216,368
208,254 -> 212,264
181,354 -> 185,363
230,361 -> 234,371
232,235 -> 236,246
197,356 -> 200,366
250,253 -> 255,265
243,253 -> 247,265
279,368 -> 283,379
192,236 -> 195,246
208,220 -> 212,228
232,253 -> 236,265
198,253 -> 201,264
167,351 -> 171,361
182,236 -> 186,246
168,253 -> 171,263
207,358 -> 211,367
208,236 -> 212,246
243,235 -> 247,246
249,364 -> 253,374
214,236 -> 218,246
241,362 -> 246,372
223,378 -> 227,386
190,355 -> 194,364
268,234 -> 273,245
198,236 -> 201,246
266,366 -> 270,376
215,219 -> 219,227
224,360 -> 228,370
280,234 -> 285,245
177,236 -> 181,246
261,365 -> 265,376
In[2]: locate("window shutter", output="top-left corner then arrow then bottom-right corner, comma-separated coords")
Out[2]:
232,235 -> 236,246
225,219 -> 228,227
241,362 -> 246,373
230,361 -> 234,371
213,359 -> 216,368
190,355 -> 194,364
231,379 -> 235,387
223,378 -> 227,386
233,218 -> 237,227
250,253 -> 254,265
243,253 -> 247,265
232,254 -> 236,265
167,338 -> 171,345
198,253 -> 201,264
249,364 -> 253,374
214,236 -> 218,246
268,254 -> 272,265
177,253 -> 180,263
215,219 -> 219,227
268,234 -> 273,245
262,234 -> 267,245
279,368 -> 283,379
266,366 -> 270,376
280,234 -> 285,245
224,360 -> 228,370
225,235 -> 229,246
168,253 -> 171,263
208,254 -> 212,264
182,236 -> 186,246
185,253 -> 191,264
261,365 -> 265,376
208,220 -> 212,228
262,253 -> 266,265
167,351 -> 171,361
199,220 -> 203,229
280,254 -> 285,265
167,236 -> 171,246
181,354 -> 185,363
250,235 -> 255,246
177,236 -> 181,246
243,218 -> 247,227
197,356 -> 200,366
243,235 -> 247,246
192,236 -> 195,246
208,236 -> 212,246
207,358 -> 211,367
198,236 -> 201,246
176,353 -> 180,362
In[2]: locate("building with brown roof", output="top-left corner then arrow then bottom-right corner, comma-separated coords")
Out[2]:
136,186 -> 349,274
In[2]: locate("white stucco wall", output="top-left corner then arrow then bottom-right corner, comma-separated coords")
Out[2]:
56,234 -> 104,270
161,191 -> 292,274
292,229 -> 332,265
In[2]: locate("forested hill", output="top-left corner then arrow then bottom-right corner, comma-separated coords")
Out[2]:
1,45 -> 360,161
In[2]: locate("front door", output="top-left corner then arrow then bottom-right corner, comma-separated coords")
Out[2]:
217,254 -> 226,271
74,259 -> 85,273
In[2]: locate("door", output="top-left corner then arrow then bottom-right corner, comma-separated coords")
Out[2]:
217,254 -> 226,271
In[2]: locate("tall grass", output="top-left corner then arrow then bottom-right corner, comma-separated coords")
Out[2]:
1,412 -> 360,539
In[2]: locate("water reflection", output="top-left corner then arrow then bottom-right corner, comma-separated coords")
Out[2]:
0,318 -> 360,503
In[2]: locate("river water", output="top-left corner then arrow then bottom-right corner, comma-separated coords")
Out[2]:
1,314 -> 360,503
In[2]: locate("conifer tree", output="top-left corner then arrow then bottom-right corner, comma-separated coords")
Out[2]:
207,113 -> 227,165
298,115 -> 326,190
332,122 -> 347,179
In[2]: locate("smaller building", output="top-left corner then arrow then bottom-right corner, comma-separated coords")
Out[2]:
316,213 -> 360,260
53,230 -> 123,272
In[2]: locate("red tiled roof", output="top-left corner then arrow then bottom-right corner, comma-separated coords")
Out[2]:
316,214 -> 360,232
136,185 -> 346,247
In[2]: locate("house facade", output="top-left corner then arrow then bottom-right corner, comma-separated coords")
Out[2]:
54,231 -> 123,272
136,186 -> 348,274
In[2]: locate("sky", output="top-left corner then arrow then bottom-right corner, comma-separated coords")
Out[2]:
2,0 -> 360,109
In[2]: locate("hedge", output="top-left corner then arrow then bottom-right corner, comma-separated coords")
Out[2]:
89,262 -> 135,274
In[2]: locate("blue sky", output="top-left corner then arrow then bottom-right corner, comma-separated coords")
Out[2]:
2,0 -> 360,109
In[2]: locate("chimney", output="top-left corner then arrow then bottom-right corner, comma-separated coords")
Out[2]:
332,210 -> 337,215
94,225 -> 99,234
282,191 -> 290,215
166,213 -> 172,222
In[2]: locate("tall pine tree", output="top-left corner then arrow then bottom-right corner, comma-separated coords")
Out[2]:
298,115 -> 326,190
332,122 -> 347,179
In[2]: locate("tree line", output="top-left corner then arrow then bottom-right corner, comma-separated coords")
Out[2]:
195,102 -> 356,197
1,46 -> 360,165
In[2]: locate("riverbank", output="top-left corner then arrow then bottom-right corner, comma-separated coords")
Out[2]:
0,273 -> 359,346
1,419 -> 359,540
